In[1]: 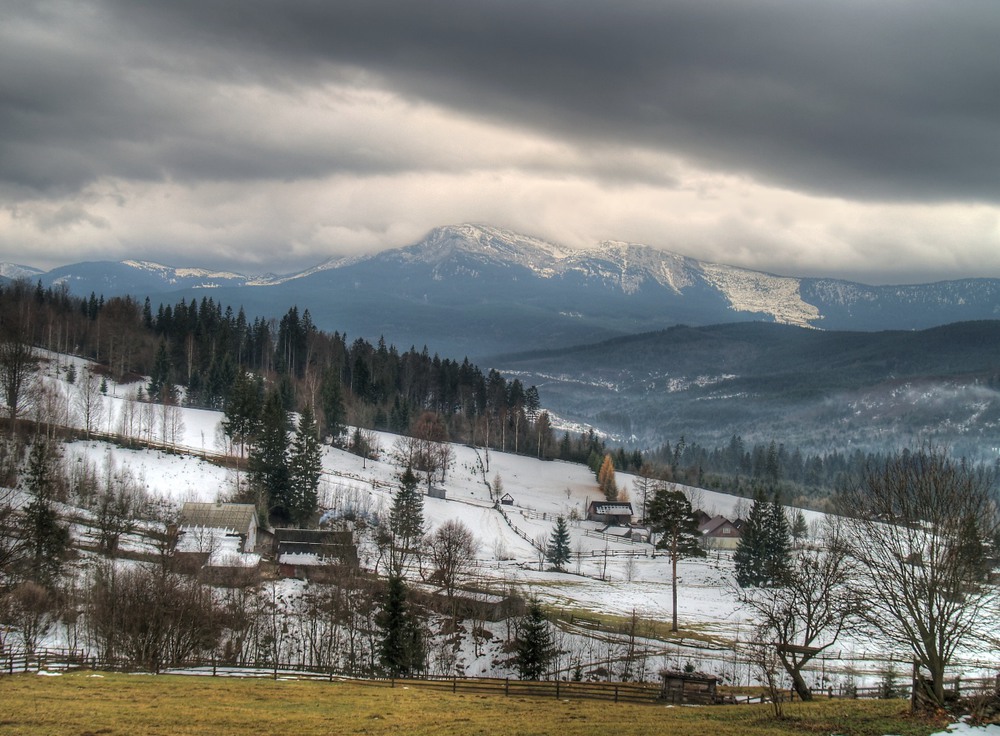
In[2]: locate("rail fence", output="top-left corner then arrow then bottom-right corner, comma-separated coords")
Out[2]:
5,648 -> 998,708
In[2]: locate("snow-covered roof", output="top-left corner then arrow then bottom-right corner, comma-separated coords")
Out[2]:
589,502 -> 634,516
179,502 -> 257,534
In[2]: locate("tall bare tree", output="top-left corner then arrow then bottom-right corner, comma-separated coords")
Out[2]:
838,448 -> 999,709
0,306 -> 39,434
429,519 -> 478,601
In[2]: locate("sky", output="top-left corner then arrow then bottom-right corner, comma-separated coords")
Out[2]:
2,0 -> 1000,284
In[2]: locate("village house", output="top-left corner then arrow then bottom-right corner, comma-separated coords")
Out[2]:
697,514 -> 743,550
586,501 -> 634,526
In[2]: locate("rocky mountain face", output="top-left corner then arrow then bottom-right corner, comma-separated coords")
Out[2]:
11,223 -> 1000,358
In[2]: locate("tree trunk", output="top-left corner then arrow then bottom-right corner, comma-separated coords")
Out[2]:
671,553 -> 678,632
777,650 -> 815,701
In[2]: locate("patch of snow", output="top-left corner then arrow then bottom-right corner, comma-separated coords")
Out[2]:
699,262 -> 821,327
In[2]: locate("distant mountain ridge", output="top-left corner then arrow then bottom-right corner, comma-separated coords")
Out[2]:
492,320 -> 1000,455
11,224 -> 1000,358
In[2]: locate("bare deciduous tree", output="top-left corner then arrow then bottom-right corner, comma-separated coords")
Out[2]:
737,519 -> 858,701
0,485 -> 26,585
3,581 -> 54,654
428,519 -> 478,601
75,366 -> 105,439
0,307 -> 39,433
838,448 -> 999,709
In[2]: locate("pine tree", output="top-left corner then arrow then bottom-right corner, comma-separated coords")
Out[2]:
21,441 -> 70,588
387,466 -> 424,575
546,516 -> 571,570
378,574 -> 426,677
791,509 -> 809,545
734,489 -> 770,587
515,600 -> 556,680
249,389 -> 290,523
647,487 -> 706,631
222,370 -> 262,457
763,493 -> 792,585
148,341 -> 170,398
320,366 -> 346,444
734,489 -> 792,587
287,406 -> 322,527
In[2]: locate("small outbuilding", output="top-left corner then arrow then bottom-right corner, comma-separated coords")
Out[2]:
587,501 -> 634,525
273,528 -> 358,567
659,670 -> 720,704
499,493 -> 515,506
178,502 -> 259,553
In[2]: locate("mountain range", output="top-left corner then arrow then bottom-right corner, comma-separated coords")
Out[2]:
10,224 -> 1000,359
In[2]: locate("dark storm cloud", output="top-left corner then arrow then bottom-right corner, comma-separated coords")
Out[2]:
84,0 -> 1000,203
4,0 -> 999,202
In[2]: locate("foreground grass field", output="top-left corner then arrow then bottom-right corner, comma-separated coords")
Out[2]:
0,672 -> 948,736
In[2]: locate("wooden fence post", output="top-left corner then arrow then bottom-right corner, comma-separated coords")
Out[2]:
505,678 -> 509,696
615,685 -> 619,703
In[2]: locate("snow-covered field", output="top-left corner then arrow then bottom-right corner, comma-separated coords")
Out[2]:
21,352 -> 1000,689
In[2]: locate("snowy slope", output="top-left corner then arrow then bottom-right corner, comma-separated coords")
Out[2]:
18,352 -> 1000,686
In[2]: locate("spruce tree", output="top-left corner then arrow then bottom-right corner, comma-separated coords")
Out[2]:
222,370 -> 262,457
546,516 -> 571,570
515,600 -> 555,680
21,441 -> 70,588
735,490 -> 792,587
148,341 -> 170,398
388,466 -> 424,575
320,366 -> 346,444
763,493 -> 792,585
287,406 -> 322,527
734,489 -> 769,587
647,487 -> 706,631
249,389 -> 290,523
378,574 -> 426,677
791,509 -> 809,545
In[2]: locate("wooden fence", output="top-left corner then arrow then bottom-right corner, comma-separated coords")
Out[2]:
5,649 -> 997,709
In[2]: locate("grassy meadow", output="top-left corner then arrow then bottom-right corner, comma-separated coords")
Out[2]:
0,672 -> 950,736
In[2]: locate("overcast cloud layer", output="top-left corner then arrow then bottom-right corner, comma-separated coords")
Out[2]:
2,0 -> 1000,283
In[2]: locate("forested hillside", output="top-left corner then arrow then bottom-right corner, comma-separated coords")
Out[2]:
0,279 -> 556,455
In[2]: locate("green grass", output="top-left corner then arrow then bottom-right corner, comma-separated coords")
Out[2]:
0,672 -> 949,736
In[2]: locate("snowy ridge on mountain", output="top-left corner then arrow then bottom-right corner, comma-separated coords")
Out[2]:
248,255 -> 366,286
0,263 -> 44,280
562,241 -> 696,295
699,263 -> 821,328
393,224 -> 569,271
806,277 -> 1000,311
120,260 -> 250,283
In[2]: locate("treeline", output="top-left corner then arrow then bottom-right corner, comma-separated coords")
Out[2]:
0,279 -> 561,461
644,434 -> 985,505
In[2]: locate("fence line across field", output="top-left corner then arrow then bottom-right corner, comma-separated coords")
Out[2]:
6,648 -> 997,706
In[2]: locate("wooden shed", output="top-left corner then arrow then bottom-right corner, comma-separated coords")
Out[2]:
659,670 -> 720,704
